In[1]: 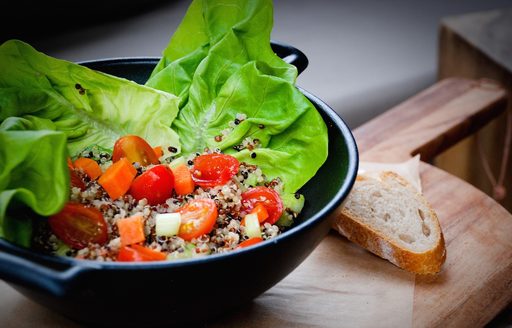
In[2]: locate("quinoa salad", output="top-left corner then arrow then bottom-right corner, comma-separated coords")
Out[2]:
32,135 -> 300,262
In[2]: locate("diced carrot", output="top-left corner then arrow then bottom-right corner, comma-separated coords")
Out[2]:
250,203 -> 269,223
241,204 -> 269,226
117,215 -> 146,247
98,157 -> 136,200
236,237 -> 263,249
171,163 -> 195,195
73,157 -> 102,180
153,146 -> 163,158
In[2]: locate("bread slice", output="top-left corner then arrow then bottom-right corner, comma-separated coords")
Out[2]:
333,171 -> 446,274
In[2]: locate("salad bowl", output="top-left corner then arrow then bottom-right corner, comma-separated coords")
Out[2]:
0,41 -> 358,327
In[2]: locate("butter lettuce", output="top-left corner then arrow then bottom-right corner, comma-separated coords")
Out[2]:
0,40 -> 181,245
147,0 -> 328,194
0,40 -> 181,156
0,117 -> 69,246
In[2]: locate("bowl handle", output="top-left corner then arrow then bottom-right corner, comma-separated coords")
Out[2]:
0,251 -> 96,297
270,40 -> 309,75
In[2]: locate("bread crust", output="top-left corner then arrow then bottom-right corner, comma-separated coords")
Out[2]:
334,171 -> 446,275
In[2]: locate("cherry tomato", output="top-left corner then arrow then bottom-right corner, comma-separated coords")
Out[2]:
191,153 -> 239,188
241,186 -> 283,224
129,165 -> 174,206
177,198 -> 218,241
236,237 -> 263,249
48,202 -> 108,249
112,135 -> 159,166
117,245 -> 166,262
69,168 -> 86,191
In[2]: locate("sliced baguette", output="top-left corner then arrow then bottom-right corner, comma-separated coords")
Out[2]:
333,171 -> 446,274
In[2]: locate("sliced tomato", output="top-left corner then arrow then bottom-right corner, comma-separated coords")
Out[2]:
48,202 -> 108,249
191,153 -> 239,188
69,168 -> 86,191
241,186 -> 283,225
177,198 -> 218,241
129,165 -> 174,205
236,237 -> 263,249
117,244 -> 166,262
112,135 -> 160,166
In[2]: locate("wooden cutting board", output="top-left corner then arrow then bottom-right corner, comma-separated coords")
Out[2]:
213,77 -> 512,327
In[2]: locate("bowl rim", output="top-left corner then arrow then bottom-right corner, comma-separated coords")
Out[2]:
0,57 -> 358,270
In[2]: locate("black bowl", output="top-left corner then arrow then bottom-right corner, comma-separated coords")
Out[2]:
0,41 -> 358,327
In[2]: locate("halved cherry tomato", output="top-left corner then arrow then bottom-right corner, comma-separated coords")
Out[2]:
177,198 -> 218,241
129,165 -> 174,205
112,135 -> 159,166
236,237 -> 263,249
69,168 -> 86,191
117,244 -> 166,262
242,186 -> 283,224
48,202 -> 108,249
191,153 -> 239,188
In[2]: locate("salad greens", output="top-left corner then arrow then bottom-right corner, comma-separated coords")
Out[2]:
147,0 -> 327,195
0,0 -> 328,246
0,41 -> 180,245
0,118 -> 69,246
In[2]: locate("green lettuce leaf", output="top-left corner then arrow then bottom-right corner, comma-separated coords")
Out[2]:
0,117 -> 69,246
147,0 -> 327,194
0,39 -> 181,156
0,40 -> 182,245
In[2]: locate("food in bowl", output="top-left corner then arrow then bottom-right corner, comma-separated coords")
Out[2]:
0,0 -> 329,261
32,134 -> 303,261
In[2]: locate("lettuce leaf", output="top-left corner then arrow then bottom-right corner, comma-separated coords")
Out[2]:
0,40 -> 181,156
146,0 -> 327,194
0,40 -> 182,245
0,117 -> 69,246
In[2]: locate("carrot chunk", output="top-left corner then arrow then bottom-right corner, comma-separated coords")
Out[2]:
153,146 -> 163,158
73,157 -> 102,180
171,163 -> 195,195
117,215 -> 146,246
250,203 -> 269,223
98,157 -> 136,200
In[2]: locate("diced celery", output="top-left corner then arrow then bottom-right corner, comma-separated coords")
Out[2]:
244,172 -> 258,187
54,240 -> 71,257
155,213 -> 181,237
168,156 -> 186,169
244,213 -> 261,238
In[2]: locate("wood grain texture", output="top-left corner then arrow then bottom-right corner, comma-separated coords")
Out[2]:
437,11 -> 512,213
353,77 -> 511,327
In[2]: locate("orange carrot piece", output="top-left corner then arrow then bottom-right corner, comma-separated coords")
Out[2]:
73,157 -> 102,180
171,164 -> 195,195
153,146 -> 163,158
117,215 -> 146,247
250,203 -> 269,223
236,237 -> 263,249
98,157 -> 136,200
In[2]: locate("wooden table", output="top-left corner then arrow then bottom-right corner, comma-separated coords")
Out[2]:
0,78 -> 510,328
